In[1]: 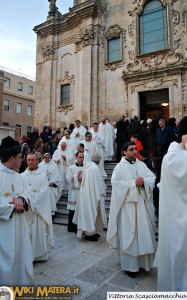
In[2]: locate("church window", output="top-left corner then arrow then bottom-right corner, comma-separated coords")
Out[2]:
60,84 -> 70,105
107,37 -> 121,62
139,0 -> 168,54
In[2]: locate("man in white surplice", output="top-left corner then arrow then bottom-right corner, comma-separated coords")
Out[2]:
39,153 -> 62,215
57,129 -> 76,153
71,120 -> 87,145
107,141 -> 156,278
73,154 -> 107,242
89,122 -> 106,166
82,132 -> 97,162
66,151 -> 84,233
0,136 -> 33,286
52,142 -> 74,194
156,116 -> 187,291
99,116 -> 115,161
21,153 -> 54,261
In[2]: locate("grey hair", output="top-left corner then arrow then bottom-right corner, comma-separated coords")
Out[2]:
91,153 -> 101,165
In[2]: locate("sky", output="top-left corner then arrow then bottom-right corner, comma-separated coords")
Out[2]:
0,0 -> 74,79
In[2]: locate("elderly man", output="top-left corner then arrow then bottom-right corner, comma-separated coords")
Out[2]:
0,136 -> 33,286
73,154 -> 107,241
39,153 -> 62,215
99,116 -> 115,161
156,116 -> 187,291
58,129 -> 76,153
82,132 -> 97,163
71,120 -> 87,145
21,153 -> 53,261
52,142 -> 74,194
154,118 -> 172,159
66,151 -> 84,233
107,141 -> 156,277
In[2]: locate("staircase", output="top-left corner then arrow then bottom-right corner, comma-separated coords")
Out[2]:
52,162 -> 117,225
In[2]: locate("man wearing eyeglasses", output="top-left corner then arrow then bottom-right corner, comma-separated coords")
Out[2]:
107,141 -> 156,278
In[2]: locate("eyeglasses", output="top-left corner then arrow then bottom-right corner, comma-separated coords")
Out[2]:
127,147 -> 137,151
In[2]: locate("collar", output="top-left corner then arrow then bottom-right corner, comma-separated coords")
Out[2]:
75,163 -> 83,167
0,162 -> 15,174
125,158 -> 136,164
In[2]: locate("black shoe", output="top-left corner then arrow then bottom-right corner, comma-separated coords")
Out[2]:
103,227 -> 107,231
85,235 -> 98,241
125,271 -> 138,278
94,233 -> 100,238
67,228 -> 77,233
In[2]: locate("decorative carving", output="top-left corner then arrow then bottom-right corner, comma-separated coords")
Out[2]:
171,10 -> 180,26
42,44 -> 54,61
105,25 -> 123,39
165,51 -> 183,65
145,79 -> 162,90
141,55 -> 163,69
128,22 -> 135,45
74,28 -> 94,51
172,79 -> 178,87
129,0 -> 166,17
131,86 -> 136,94
181,72 -> 187,104
56,104 -> 74,115
126,59 -> 142,73
104,61 -> 124,71
58,71 -> 75,85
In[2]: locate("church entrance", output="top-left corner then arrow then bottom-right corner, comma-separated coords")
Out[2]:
139,88 -> 169,121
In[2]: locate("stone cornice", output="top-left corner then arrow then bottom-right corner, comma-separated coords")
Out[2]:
122,63 -> 187,83
33,0 -> 104,36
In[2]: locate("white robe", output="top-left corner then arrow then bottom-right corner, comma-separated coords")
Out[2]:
82,139 -> 97,162
156,142 -> 187,291
52,148 -> 75,192
39,160 -> 62,214
71,125 -> 87,144
73,161 -> 107,236
0,163 -> 33,286
107,157 -> 156,272
21,168 -> 54,261
89,129 -> 106,166
57,136 -> 76,152
99,122 -> 114,160
66,163 -> 84,210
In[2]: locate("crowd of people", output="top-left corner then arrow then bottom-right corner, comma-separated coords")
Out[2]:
0,113 -> 186,292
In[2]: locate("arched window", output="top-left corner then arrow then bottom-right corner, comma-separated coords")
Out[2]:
139,0 -> 168,54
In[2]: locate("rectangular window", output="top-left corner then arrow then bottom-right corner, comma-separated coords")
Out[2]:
107,37 -> 121,62
3,122 -> 9,126
60,84 -> 70,105
16,102 -> 22,113
3,99 -> 10,111
16,124 -> 21,137
4,78 -> 10,88
27,105 -> 33,116
28,86 -> 33,94
18,82 -> 23,91
27,126 -> 32,135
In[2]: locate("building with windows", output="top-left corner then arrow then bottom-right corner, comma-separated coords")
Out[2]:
34,0 -> 187,129
0,67 -> 35,138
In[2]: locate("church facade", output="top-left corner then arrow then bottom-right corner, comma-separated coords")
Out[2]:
34,0 -> 187,129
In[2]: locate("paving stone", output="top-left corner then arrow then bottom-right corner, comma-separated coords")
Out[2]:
86,241 -> 115,258
96,252 -> 121,271
134,268 -> 157,291
34,273 -> 64,286
76,266 -> 115,285
108,269 -> 148,290
43,253 -> 101,282
83,283 -> 129,300
62,278 -> 97,300
33,261 -> 52,276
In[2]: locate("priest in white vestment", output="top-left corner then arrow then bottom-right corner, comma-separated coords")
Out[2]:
21,153 -> 54,261
99,117 -> 115,161
73,154 -> 107,241
82,132 -> 97,162
39,153 -> 62,215
0,136 -> 33,286
107,141 -> 156,277
57,129 -> 76,153
156,116 -> 187,291
52,142 -> 75,194
66,151 -> 84,233
71,120 -> 87,145
89,122 -> 106,166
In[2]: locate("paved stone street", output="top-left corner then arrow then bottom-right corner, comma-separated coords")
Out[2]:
34,224 -> 157,300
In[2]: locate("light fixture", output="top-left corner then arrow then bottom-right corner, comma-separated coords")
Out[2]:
161,103 -> 169,107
